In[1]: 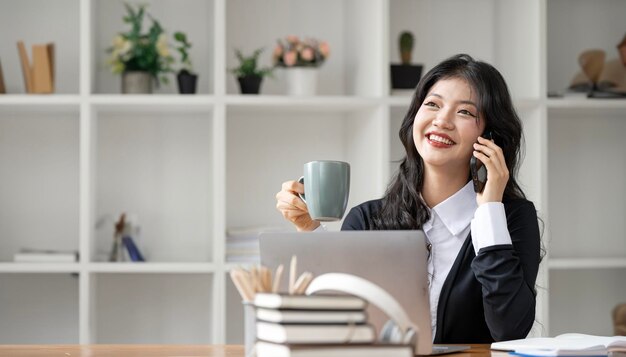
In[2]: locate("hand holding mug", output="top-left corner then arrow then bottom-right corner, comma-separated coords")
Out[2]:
276,160 -> 350,230
275,180 -> 320,232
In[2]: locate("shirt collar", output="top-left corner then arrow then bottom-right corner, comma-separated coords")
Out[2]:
422,181 -> 477,236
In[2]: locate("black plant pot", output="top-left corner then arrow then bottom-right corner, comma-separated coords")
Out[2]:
390,64 -> 423,90
177,70 -> 198,94
237,75 -> 263,94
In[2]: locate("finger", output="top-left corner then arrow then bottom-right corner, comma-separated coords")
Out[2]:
282,180 -> 305,194
276,192 -> 308,211
472,149 -> 504,175
477,136 -> 505,158
473,142 -> 505,173
473,150 -> 509,181
276,200 -> 309,214
280,208 -> 309,222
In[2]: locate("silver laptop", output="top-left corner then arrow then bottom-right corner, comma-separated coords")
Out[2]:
259,231 -> 469,355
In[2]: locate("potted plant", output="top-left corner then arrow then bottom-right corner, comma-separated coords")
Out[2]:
390,31 -> 423,91
105,2 -> 174,94
230,48 -> 273,94
273,36 -> 330,96
173,31 -> 198,94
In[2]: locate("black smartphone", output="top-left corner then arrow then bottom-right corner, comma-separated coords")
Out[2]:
470,131 -> 492,193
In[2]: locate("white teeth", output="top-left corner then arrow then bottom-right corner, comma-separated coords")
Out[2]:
429,134 -> 454,145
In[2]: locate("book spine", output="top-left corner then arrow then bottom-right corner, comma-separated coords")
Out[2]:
0,58 -> 5,94
32,44 -> 53,93
17,41 -> 33,93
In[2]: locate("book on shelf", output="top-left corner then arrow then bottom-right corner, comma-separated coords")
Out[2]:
254,293 -> 368,311
256,307 -> 367,324
491,333 -> 626,356
255,341 -> 413,357
16,41 -> 55,94
256,321 -> 375,344
14,248 -> 78,263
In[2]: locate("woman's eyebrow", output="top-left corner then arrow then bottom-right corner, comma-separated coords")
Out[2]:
459,100 -> 478,108
427,93 -> 477,108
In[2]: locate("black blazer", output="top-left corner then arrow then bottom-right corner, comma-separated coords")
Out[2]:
340,198 -> 541,344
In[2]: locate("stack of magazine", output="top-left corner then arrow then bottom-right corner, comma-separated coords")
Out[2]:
226,226 -> 284,263
253,293 -> 412,357
14,248 -> 78,263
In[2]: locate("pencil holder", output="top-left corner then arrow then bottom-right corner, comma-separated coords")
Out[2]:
243,301 -> 256,356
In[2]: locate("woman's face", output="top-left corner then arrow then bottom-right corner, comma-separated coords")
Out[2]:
413,77 -> 485,172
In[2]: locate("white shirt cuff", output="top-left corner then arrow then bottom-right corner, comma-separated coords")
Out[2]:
313,223 -> 327,232
470,202 -> 512,254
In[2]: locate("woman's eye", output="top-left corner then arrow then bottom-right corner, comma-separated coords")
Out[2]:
459,109 -> 476,117
424,101 -> 439,108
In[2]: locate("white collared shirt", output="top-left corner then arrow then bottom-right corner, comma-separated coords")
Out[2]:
422,181 -> 512,339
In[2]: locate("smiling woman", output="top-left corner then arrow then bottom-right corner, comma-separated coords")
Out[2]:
276,54 -> 540,344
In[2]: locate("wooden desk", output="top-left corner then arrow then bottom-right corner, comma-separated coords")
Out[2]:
0,344 -> 497,356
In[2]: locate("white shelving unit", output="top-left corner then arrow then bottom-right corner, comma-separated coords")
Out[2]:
0,0 -> 623,344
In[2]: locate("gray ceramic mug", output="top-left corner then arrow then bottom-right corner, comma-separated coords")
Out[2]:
298,160 -> 350,222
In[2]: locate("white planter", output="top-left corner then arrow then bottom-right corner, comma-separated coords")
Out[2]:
285,67 -> 318,96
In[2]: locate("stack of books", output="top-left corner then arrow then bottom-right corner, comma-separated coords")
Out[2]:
14,248 -> 78,263
253,293 -> 412,357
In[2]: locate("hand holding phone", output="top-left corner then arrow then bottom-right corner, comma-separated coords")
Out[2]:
470,131 -> 492,193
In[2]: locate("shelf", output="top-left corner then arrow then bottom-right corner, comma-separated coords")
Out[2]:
547,98 -> 626,110
90,95 -> 215,112
548,258 -> 626,270
0,95 -> 80,112
0,263 -> 80,273
93,112 -> 214,263
93,273 -> 213,343
93,0 -> 214,95
0,273 -> 79,343
88,262 -> 217,273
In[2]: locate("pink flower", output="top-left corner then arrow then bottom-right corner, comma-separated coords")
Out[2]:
286,35 -> 299,45
283,51 -> 297,67
319,41 -> 330,58
301,47 -> 314,62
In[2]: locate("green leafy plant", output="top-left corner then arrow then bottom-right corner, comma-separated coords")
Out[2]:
174,31 -> 194,73
399,31 -> 414,65
230,48 -> 274,78
106,2 -> 174,85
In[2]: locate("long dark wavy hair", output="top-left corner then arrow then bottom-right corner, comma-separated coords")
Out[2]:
372,54 -> 526,230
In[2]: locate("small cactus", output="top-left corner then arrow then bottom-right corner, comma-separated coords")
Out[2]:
399,31 -> 414,65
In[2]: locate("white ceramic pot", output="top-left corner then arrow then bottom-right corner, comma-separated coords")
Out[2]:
285,67 -> 318,96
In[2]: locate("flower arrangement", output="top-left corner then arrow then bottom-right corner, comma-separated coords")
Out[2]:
106,2 -> 174,85
273,36 -> 330,68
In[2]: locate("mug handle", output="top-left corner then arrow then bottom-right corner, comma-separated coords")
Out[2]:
297,176 -> 306,203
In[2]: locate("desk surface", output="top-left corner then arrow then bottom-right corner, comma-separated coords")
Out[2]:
0,344 -> 497,357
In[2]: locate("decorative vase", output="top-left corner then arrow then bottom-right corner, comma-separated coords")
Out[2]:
122,71 -> 153,94
177,70 -> 198,94
237,75 -> 263,94
285,67 -> 318,96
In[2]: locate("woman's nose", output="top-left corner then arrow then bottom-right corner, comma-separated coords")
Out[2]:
432,109 -> 454,129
